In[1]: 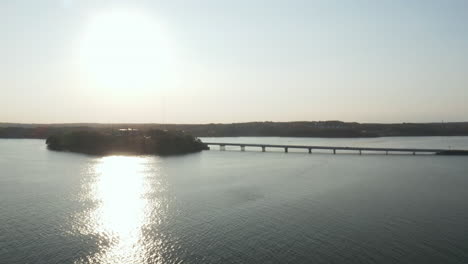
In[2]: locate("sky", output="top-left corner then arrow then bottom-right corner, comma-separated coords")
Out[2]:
1,0 -> 468,124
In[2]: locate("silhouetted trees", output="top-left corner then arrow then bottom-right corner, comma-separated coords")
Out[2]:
46,130 -> 208,156
4,121 -> 468,139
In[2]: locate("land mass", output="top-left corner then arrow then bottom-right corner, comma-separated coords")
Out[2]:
46,130 -> 208,155
2,121 -> 468,139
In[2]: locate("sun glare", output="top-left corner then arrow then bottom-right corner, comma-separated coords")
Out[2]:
75,156 -> 156,263
78,9 -> 175,93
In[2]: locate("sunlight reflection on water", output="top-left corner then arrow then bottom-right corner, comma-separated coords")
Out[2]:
3,139 -> 468,263
74,156 -> 166,264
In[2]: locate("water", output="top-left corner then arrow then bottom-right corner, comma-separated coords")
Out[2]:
1,137 -> 468,264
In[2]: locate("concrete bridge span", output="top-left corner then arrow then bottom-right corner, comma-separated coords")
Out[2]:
204,142 -> 468,156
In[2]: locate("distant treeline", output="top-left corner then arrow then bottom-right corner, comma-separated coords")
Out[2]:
0,126 -> 96,139
2,121 -> 468,139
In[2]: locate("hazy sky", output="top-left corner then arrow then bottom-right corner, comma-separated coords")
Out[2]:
2,0 -> 468,124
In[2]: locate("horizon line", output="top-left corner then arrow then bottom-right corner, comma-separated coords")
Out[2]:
1,120 -> 468,126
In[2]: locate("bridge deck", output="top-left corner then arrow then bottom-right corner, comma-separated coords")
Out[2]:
204,142 -> 468,155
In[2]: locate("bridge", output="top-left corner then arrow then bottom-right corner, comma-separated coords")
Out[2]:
204,142 -> 468,156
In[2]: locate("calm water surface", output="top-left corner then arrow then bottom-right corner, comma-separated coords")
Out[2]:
1,137 -> 468,264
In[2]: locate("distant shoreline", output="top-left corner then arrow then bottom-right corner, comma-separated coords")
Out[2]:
2,121 -> 468,139
3,135 -> 468,140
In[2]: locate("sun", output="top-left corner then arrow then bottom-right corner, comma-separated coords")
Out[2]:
78,9 -> 175,93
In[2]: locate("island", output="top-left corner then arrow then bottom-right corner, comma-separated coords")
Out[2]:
45,129 -> 209,155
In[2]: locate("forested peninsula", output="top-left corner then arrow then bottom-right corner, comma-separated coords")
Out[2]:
45,130 -> 208,155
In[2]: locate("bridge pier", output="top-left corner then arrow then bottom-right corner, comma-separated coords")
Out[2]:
220,145 -> 225,151
386,151 -> 388,155
241,145 -> 245,151
359,150 -> 362,155
285,147 -> 288,153
262,146 -> 266,152
413,152 -> 416,155
308,148 -> 312,154
333,149 -> 336,155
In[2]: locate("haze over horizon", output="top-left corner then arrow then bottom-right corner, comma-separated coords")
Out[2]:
2,0 -> 468,124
